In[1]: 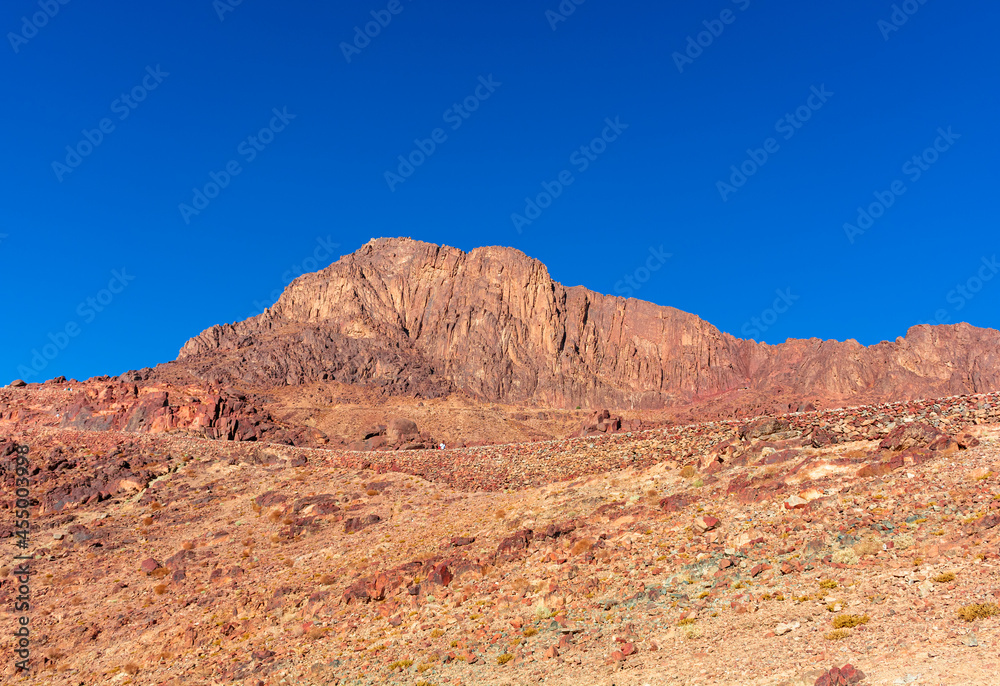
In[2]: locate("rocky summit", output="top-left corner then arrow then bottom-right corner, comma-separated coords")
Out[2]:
2,237 -> 1000,686
175,237 -> 1000,413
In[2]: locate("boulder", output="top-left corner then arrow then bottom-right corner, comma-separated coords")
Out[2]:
386,417 -> 419,443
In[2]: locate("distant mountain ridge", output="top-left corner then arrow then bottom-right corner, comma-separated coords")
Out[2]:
174,237 -> 1000,410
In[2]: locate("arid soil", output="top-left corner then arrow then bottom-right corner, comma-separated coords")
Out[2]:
4,238 -> 1000,685
2,393 -> 999,685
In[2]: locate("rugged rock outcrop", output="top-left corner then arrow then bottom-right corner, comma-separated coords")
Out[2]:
175,237 -> 1000,410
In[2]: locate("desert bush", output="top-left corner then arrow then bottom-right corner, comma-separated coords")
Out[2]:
932,572 -> 956,583
832,548 -> 859,565
832,614 -> 869,629
853,537 -> 881,557
957,603 -> 999,622
497,654 -> 514,665
894,533 -> 915,549
825,629 -> 850,640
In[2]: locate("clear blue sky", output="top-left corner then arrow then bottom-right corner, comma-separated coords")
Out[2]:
2,0 -> 998,383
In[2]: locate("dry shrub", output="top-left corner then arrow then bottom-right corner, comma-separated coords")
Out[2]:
679,466 -> 697,479
318,574 -> 337,586
267,509 -> 282,523
570,539 -> 593,556
957,603 -> 999,622
153,584 -> 168,595
182,541 -> 195,551
141,516 -> 154,526
853,537 -> 881,557
825,629 -> 851,640
894,533 -> 915,550
832,614 -> 869,629
932,572 -> 956,583
123,663 -> 140,675
832,548 -> 859,565
151,567 -> 170,580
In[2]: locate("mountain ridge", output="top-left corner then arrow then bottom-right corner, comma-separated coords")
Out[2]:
172,237 -> 1000,411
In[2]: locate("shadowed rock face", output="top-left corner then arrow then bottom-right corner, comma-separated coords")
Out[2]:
175,237 -> 1000,409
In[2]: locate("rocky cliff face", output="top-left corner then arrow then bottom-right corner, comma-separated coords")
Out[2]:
175,238 -> 1000,409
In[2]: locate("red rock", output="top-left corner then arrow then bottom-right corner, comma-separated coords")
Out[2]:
140,558 -> 161,574
496,529 -> 533,559
659,494 -> 690,513
427,562 -> 453,587
693,515 -> 719,534
544,646 -> 558,659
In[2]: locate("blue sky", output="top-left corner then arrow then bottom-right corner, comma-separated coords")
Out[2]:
2,0 -> 998,383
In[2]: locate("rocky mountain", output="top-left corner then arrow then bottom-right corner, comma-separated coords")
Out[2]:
175,237 -> 1000,411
